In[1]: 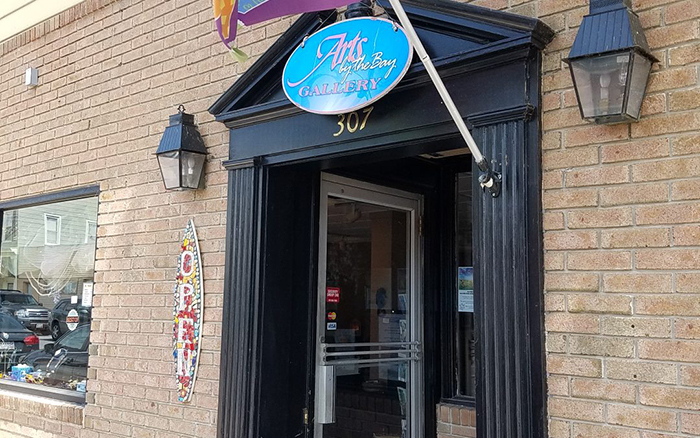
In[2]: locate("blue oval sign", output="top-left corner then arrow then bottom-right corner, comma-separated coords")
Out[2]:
282,17 -> 413,115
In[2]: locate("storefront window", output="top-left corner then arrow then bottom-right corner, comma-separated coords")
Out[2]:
455,172 -> 475,398
0,196 -> 97,401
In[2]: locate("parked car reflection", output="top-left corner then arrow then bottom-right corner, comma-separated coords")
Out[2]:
48,298 -> 91,340
21,323 -> 89,389
0,290 -> 50,335
0,313 -> 40,376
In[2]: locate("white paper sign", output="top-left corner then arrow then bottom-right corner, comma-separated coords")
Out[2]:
82,281 -> 94,308
458,290 -> 473,313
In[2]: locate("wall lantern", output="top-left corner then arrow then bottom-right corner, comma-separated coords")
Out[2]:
564,0 -> 658,124
156,105 -> 207,190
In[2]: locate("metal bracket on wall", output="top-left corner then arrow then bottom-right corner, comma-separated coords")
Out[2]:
478,160 -> 502,198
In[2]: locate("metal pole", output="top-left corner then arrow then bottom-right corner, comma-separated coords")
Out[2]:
386,0 -> 501,197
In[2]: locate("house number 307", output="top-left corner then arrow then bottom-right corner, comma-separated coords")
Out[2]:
333,106 -> 374,137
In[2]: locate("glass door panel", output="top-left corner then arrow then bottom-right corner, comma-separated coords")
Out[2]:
315,175 -> 422,438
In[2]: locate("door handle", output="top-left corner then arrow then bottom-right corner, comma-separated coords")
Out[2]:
316,365 -> 336,424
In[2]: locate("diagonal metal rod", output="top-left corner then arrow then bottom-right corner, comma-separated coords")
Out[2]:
386,0 -> 502,197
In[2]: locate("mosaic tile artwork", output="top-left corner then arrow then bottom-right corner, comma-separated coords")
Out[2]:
173,219 -> 204,403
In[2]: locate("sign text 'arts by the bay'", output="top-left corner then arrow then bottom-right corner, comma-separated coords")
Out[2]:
282,17 -> 413,114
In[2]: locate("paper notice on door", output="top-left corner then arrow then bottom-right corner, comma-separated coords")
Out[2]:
458,290 -> 473,313
82,281 -> 94,308
458,267 -> 473,313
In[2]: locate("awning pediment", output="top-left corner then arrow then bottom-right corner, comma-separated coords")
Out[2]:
209,0 -> 554,124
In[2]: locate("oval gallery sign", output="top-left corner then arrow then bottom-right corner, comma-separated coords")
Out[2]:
173,219 -> 204,403
282,17 -> 413,114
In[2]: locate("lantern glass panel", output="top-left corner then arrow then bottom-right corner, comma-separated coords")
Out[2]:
625,52 -> 653,119
181,151 -> 206,189
570,52 -> 631,119
158,151 -> 181,189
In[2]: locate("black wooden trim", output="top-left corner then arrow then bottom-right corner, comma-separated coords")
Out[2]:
437,160 -> 483,407
471,52 -> 546,438
441,396 -> 477,408
209,0 -> 554,124
473,121 -> 528,438
217,165 -> 265,438
214,3 -> 552,435
0,186 -> 100,210
524,49 -> 547,438
439,166 -> 458,402
379,0 -> 553,46
218,43 -> 536,128
222,157 -> 262,170
468,105 -> 535,127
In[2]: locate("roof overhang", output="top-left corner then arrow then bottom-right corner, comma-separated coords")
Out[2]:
209,0 -> 554,126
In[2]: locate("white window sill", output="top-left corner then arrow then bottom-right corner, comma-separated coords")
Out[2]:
0,380 -> 85,405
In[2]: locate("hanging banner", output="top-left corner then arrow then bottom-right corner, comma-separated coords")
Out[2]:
173,219 -> 204,403
282,17 -> 413,114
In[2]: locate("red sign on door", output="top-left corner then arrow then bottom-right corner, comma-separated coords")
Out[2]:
326,287 -> 340,303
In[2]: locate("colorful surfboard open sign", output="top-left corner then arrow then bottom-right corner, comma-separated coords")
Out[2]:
173,219 -> 204,403
282,17 -> 414,115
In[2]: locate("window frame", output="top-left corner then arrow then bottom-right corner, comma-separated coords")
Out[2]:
44,213 -> 62,246
0,186 -> 99,405
439,162 -> 477,407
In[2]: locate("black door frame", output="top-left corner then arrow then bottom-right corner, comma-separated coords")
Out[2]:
210,3 -> 554,438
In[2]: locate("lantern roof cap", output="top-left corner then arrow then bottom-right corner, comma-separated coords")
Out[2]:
567,0 -> 657,61
156,109 -> 208,155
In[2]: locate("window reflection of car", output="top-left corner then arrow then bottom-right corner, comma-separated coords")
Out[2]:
21,324 -> 89,388
0,314 -> 40,375
0,290 -> 50,335
48,298 -> 91,340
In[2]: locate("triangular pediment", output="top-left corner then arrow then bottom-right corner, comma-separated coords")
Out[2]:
209,0 -> 553,122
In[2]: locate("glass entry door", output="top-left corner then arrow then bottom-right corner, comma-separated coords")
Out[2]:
315,174 -> 423,438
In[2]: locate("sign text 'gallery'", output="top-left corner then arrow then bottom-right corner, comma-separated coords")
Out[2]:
283,17 -> 413,114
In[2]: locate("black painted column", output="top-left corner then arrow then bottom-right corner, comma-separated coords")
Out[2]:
472,116 -> 546,438
217,160 -> 264,438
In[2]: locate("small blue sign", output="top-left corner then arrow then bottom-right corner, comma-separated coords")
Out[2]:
282,17 -> 413,115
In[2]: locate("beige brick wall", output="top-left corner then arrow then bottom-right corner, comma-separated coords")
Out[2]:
465,0 -> 700,436
0,0 -> 698,437
0,0 -> 292,436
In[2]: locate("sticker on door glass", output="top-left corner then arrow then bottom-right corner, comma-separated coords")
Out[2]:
327,312 -> 337,321
326,322 -> 337,331
326,287 -> 340,303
